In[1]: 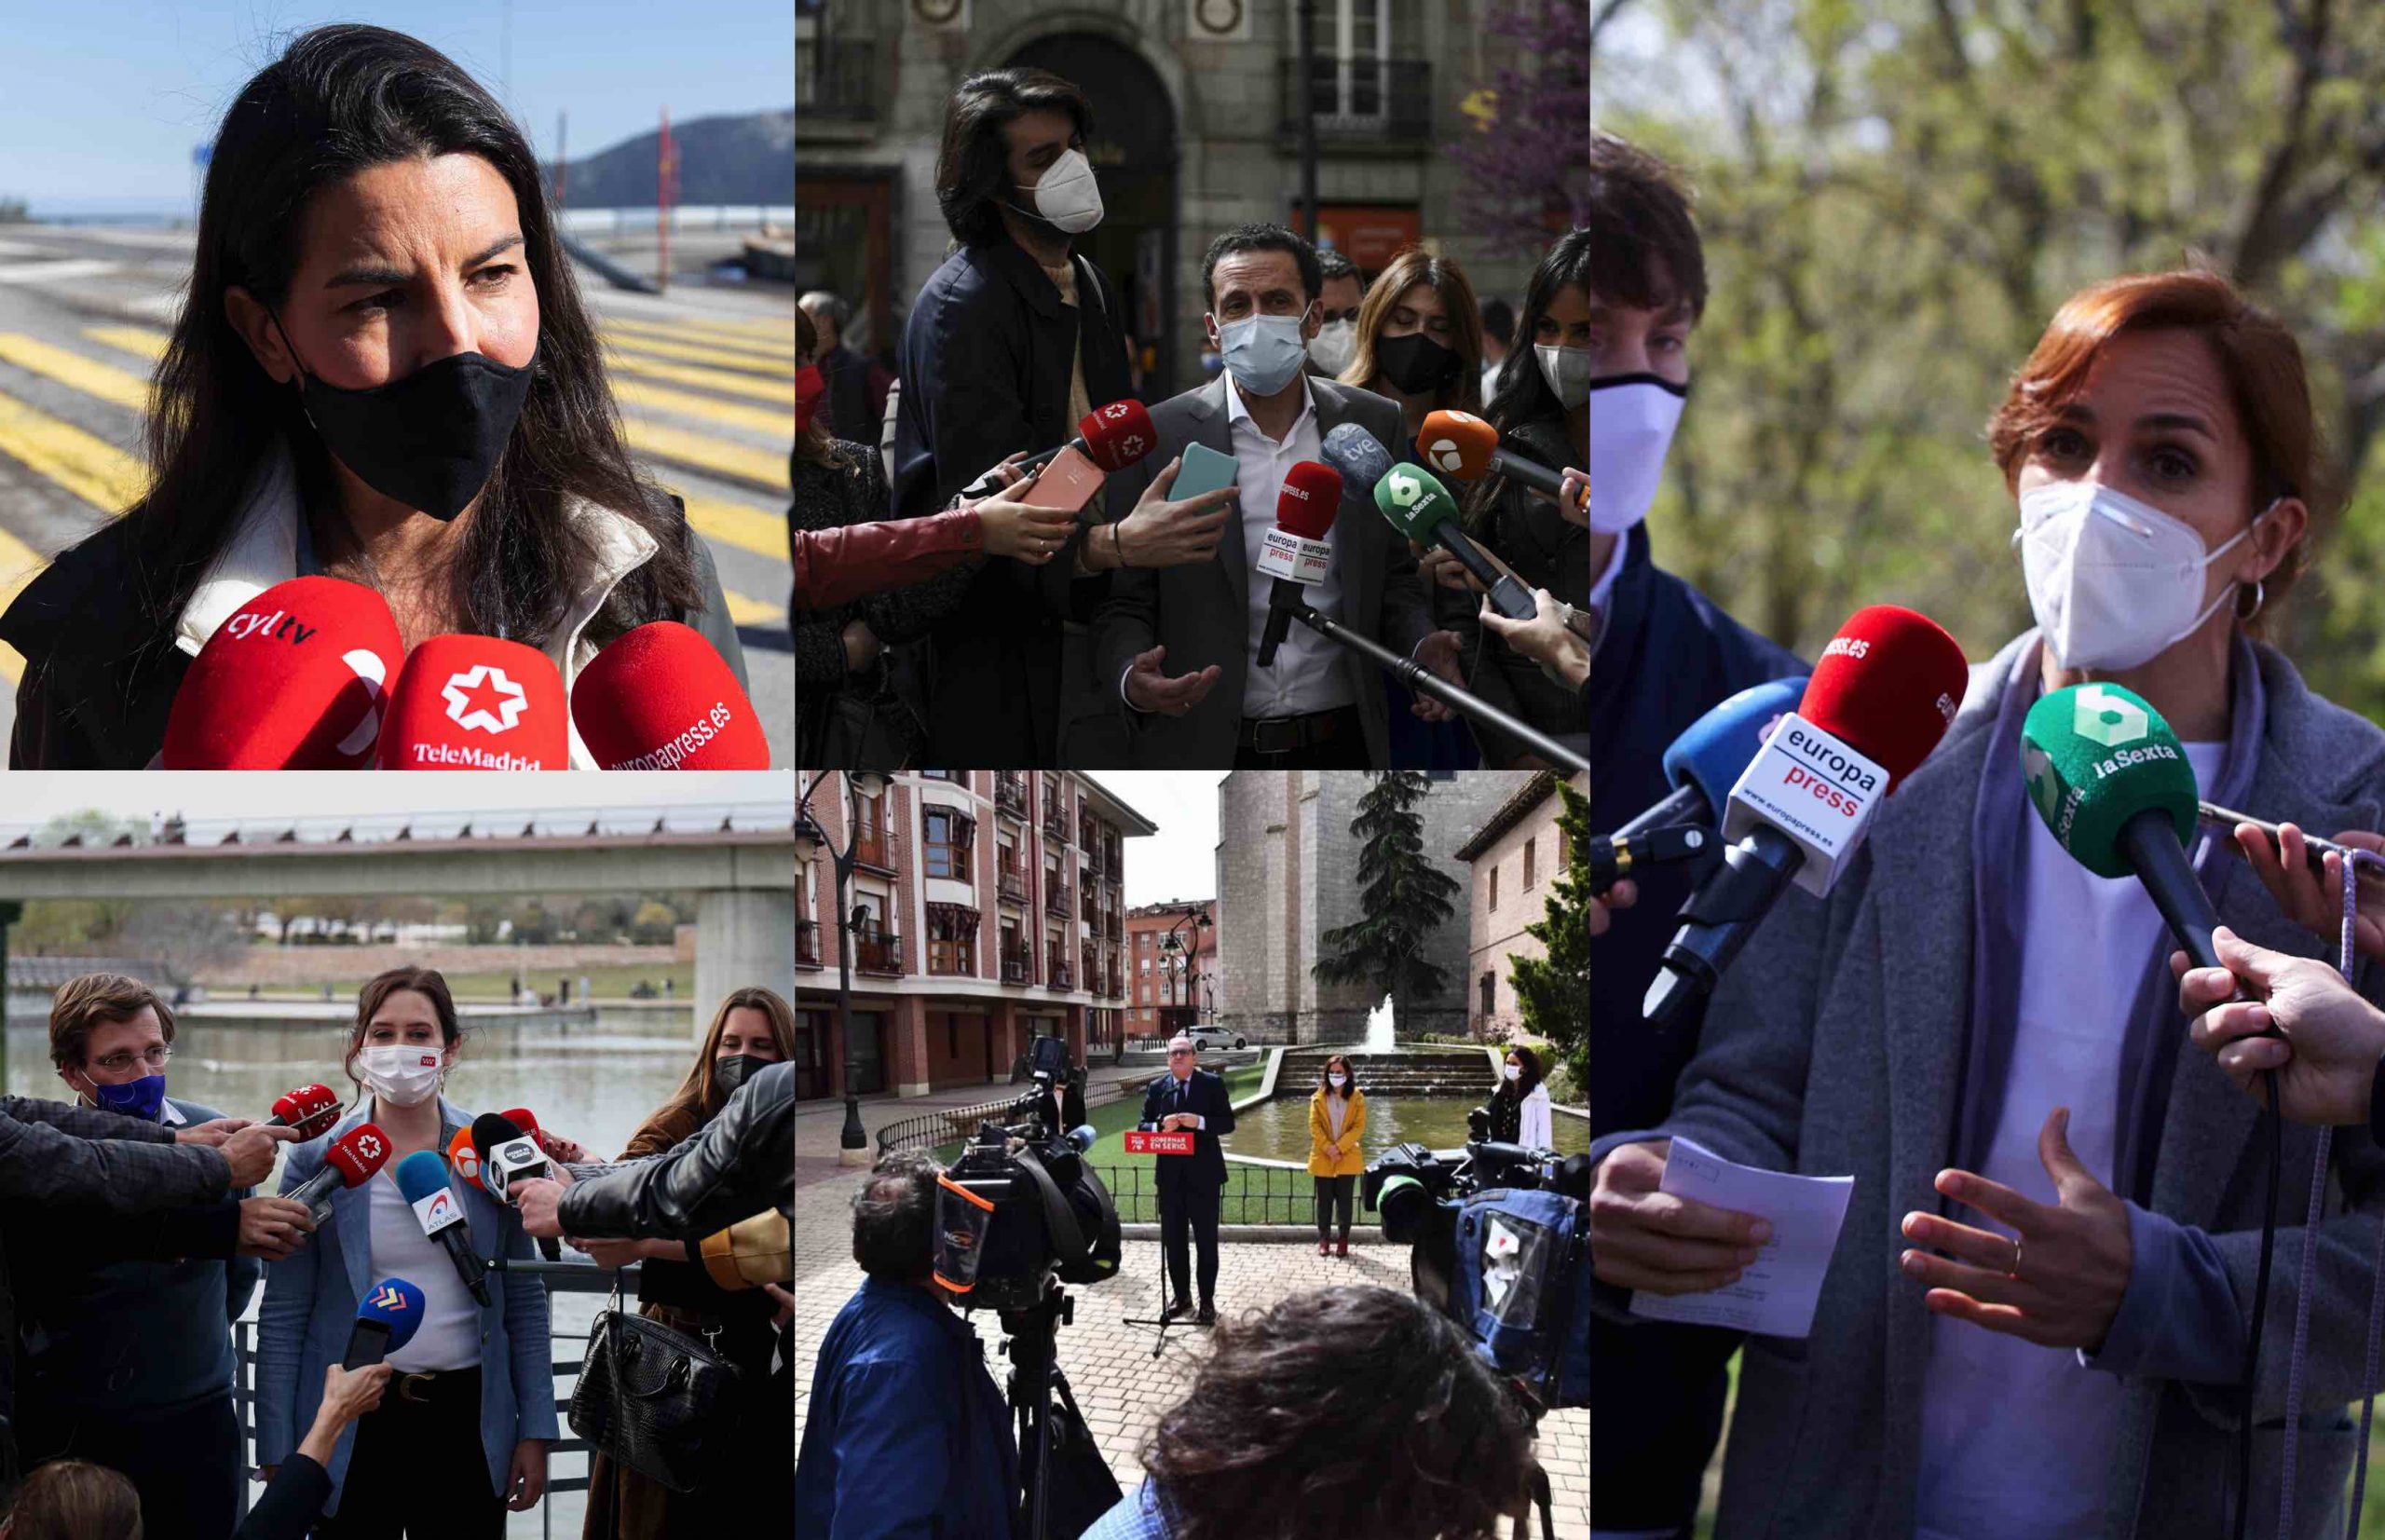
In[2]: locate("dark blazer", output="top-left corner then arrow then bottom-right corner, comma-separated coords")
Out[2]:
562,1061 -> 795,1237
1138,1070 -> 1236,1191
888,239 -> 1132,768
1029,1079 -> 1089,1140
1090,375 -> 1436,769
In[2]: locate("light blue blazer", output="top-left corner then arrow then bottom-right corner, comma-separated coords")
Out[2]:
254,1097 -> 559,1514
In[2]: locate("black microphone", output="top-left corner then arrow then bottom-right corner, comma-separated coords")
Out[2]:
472,1113 -> 562,1261
1591,825 -> 1716,895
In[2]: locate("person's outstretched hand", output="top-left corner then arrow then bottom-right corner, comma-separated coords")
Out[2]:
2172,925 -> 2385,1125
2231,822 -> 2385,961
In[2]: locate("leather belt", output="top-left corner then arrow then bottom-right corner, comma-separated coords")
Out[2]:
394,1370 -> 440,1403
1237,707 -> 1355,756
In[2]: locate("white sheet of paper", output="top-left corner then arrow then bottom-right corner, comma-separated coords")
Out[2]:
1628,1134 -> 1854,1338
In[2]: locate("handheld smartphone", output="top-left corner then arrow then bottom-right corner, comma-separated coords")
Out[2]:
1172,442 -> 1241,502
2203,802 -> 2385,882
1019,444 -> 1108,517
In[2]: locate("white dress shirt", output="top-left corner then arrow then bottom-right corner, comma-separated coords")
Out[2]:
1225,375 -> 1355,719
1163,1072 -> 1206,1130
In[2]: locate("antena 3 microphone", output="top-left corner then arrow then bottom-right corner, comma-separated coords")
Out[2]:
571,621 -> 770,770
162,577 -> 402,769
377,634 -> 567,770
1416,408 -> 1586,513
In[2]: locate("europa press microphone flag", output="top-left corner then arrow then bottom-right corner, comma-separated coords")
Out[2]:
376,634 -> 569,770
162,577 -> 403,769
570,621 -> 770,770
1254,460 -> 1342,669
1592,675 -> 1811,893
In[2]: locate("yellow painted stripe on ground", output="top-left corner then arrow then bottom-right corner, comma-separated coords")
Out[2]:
0,520 -> 43,682
723,589 -> 784,627
606,352 -> 794,406
0,388 -> 146,514
604,334 -> 794,378
613,379 -> 791,439
675,313 -> 797,343
623,419 -> 789,495
673,489 -> 788,562
607,318 -> 794,361
0,334 -> 152,414
81,323 -> 169,362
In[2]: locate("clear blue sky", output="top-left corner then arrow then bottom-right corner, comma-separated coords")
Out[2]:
0,0 -> 794,216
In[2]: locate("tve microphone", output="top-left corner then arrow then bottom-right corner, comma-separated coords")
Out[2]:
958,400 -> 1161,497
266,1083 -> 342,1142
473,1113 -> 561,1259
394,1150 -> 492,1308
1416,409 -> 1588,514
1605,676 -> 1810,841
1318,421 -> 1395,500
1644,606 -> 1969,1029
376,634 -> 568,770
571,621 -> 770,770
162,577 -> 403,770
292,1123 -> 392,1226
341,1277 -> 427,1370
1255,461 -> 1342,669
1370,463 -> 1538,621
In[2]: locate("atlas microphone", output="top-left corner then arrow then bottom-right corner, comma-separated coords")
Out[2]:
292,1124 -> 392,1227
1416,409 -> 1588,515
571,620 -> 770,770
1256,461 -> 1342,669
162,577 -> 403,770
341,1277 -> 427,1370
1644,606 -> 1969,1029
266,1083 -> 342,1142
377,634 -> 568,770
958,399 -> 1160,500
1600,676 -> 1809,846
473,1113 -> 562,1261
394,1150 -> 492,1308
1368,463 -> 1539,621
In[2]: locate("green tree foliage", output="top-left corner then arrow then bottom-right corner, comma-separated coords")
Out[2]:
1511,780 -> 1591,1091
1313,772 -> 1465,1033
1600,0 -> 2385,712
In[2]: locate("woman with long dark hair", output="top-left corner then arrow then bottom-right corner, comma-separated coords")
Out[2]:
0,25 -> 745,769
1305,1055 -> 1367,1259
1489,1045 -> 1552,1150
1337,246 -> 1486,446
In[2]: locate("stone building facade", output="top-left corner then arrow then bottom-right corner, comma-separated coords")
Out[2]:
1454,770 -> 1583,1039
1213,770 -> 1530,1043
797,0 -> 1546,401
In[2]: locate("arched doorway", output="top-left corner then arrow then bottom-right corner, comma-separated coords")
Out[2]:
1004,34 -> 1179,402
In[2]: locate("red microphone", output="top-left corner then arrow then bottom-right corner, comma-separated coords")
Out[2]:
1415,408 -> 1587,514
266,1084 -> 341,1142
1798,605 -> 1971,795
961,400 -> 1163,499
375,634 -> 568,770
290,1123 -> 392,1221
571,621 -> 770,770
1255,461 -> 1342,670
162,577 -> 402,769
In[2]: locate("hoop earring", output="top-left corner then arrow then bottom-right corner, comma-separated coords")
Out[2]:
2237,579 -> 2266,621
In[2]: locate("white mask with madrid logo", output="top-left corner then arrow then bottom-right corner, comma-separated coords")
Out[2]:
357,1044 -> 444,1108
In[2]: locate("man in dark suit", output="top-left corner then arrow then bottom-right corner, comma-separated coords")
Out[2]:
1138,1035 -> 1235,1325
1026,1057 -> 1088,1141
1091,224 -> 1465,770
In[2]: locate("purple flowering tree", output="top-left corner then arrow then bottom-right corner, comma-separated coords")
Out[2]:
1449,0 -> 1592,256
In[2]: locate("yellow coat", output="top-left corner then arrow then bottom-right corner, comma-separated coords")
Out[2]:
1307,1088 -> 1367,1178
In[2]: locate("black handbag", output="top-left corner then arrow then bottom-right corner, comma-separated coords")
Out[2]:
568,1286 -> 741,1493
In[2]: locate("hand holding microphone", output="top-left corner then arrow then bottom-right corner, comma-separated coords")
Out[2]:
1479,587 -> 1590,688
2174,927 -> 2385,1126
972,484 -> 1082,566
236,1196 -> 318,1261
199,1123 -> 301,1189
2225,820 -> 2385,961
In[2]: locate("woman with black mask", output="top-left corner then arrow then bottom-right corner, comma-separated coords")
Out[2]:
1337,246 -> 1486,450
574,988 -> 795,1539
0,25 -> 745,769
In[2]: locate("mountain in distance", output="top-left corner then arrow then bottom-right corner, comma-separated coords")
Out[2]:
550,108 -> 793,207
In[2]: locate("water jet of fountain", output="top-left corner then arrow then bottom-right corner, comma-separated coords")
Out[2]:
1364,994 -> 1396,1056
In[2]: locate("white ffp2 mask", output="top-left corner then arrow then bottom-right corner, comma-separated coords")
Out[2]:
1014,148 -> 1104,235
2016,480 -> 2269,672
1588,375 -> 1686,535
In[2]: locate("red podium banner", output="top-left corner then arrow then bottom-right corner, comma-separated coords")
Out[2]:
1124,1130 -> 1196,1156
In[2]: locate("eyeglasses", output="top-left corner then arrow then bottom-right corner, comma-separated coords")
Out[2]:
1166,1049 -> 1194,1058
89,1046 -> 171,1074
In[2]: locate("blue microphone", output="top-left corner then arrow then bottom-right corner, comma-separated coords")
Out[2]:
1065,1124 -> 1097,1153
1622,676 -> 1810,840
394,1151 -> 491,1309
343,1277 -> 427,1370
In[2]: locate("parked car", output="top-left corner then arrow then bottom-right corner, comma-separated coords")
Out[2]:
1183,1025 -> 1247,1052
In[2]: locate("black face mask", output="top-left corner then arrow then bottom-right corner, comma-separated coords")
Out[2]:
1376,331 -> 1460,395
713,1053 -> 773,1097
270,312 -> 537,522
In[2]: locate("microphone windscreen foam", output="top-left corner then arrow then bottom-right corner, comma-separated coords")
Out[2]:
392,1150 -> 452,1206
1798,606 -> 1969,790
1319,422 -> 1394,498
376,634 -> 567,770
447,1126 -> 486,1191
570,621 -> 769,770
163,577 -> 402,769
326,1124 -> 393,1188
470,1112 -> 524,1164
271,1083 -> 341,1140
1370,462 -> 1465,541
2020,682 -> 2200,879
499,1107 -> 540,1138
1274,461 -> 1343,539
1415,410 -> 1499,482
356,1277 -> 427,1356
1662,676 -> 1809,816
1077,400 -> 1158,471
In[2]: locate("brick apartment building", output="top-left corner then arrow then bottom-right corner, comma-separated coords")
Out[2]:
1454,770 -> 1582,1039
795,770 -> 1156,1100
1123,898 -> 1217,1040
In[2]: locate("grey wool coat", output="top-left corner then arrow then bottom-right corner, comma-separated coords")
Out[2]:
1593,632 -> 2385,1539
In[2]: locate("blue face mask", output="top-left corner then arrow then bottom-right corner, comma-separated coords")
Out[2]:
1215,311 -> 1312,397
84,1071 -> 167,1122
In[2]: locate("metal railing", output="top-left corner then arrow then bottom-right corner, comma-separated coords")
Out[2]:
998,865 -> 1027,903
1278,58 -> 1434,146
796,920 -> 821,968
796,39 -> 879,120
996,777 -> 1027,818
876,1093 -> 1039,1155
855,931 -> 903,974
853,823 -> 897,874
1092,1161 -> 1375,1227
1045,883 -> 1072,919
1050,961 -> 1074,991
1001,953 -> 1030,985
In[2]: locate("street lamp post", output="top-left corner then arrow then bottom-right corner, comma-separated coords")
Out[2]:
797,771 -> 889,1165
1157,906 -> 1212,1040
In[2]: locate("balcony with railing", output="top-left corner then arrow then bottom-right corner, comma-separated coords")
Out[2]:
1043,803 -> 1070,842
997,862 -> 1027,903
1079,819 -> 1100,855
1107,963 -> 1124,1000
1001,949 -> 1030,986
996,774 -> 1028,819
1050,961 -> 1074,991
1082,946 -> 1099,992
1046,881 -> 1072,919
797,38 -> 879,121
1081,890 -> 1100,925
1277,58 -> 1434,150
797,920 -> 822,968
1104,911 -> 1123,941
1082,843 -> 1105,880
855,930 -> 903,975
852,819 -> 897,874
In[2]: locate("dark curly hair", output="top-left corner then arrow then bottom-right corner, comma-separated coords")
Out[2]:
1139,1286 -> 1534,1539
934,68 -> 1092,249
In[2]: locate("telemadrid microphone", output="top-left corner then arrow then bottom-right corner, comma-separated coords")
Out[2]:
1644,606 -> 1969,1029
958,400 -> 1161,497
394,1150 -> 492,1308
291,1124 -> 393,1227
571,621 -> 770,770
472,1113 -> 562,1260
341,1277 -> 427,1370
162,577 -> 403,769
266,1083 -> 342,1142
1255,461 -> 1342,669
1369,463 -> 1538,621
376,634 -> 568,770
1318,421 -> 1395,500
1602,676 -> 1810,845
1415,409 -> 1588,514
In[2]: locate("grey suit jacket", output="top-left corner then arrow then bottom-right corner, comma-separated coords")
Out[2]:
1593,632 -> 2385,1540
1088,375 -> 1436,769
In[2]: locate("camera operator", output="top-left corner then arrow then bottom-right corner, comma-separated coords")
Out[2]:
1077,1286 -> 1535,1539
510,1061 -> 792,1245
794,1150 -> 1017,1538
1138,1035 -> 1235,1327
1026,1040 -> 1088,1141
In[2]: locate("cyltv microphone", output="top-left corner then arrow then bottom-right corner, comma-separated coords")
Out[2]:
1318,421 -> 1395,500
1256,461 -> 1342,669
1416,409 -> 1588,515
958,400 -> 1161,497
571,621 -> 770,770
162,577 -> 403,769
266,1083 -> 342,1142
291,1123 -> 392,1226
1645,606 -> 1969,1029
1370,463 -> 1538,621
341,1277 -> 427,1370
376,634 -> 568,770
1604,675 -> 1810,842
394,1150 -> 492,1308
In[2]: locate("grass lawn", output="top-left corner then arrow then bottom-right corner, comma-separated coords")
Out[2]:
419,964 -> 695,1001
